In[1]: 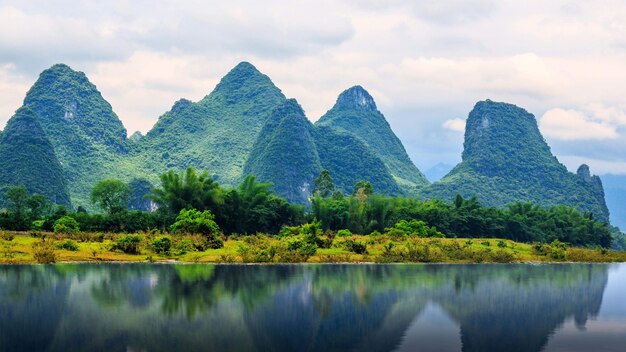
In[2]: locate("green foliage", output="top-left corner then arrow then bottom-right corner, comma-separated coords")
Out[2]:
394,219 -> 444,238
337,229 -> 352,237
313,170 -> 336,198
148,168 -> 223,220
111,235 -> 142,254
54,216 -> 80,234
32,240 -> 56,263
90,179 -> 130,214
0,108 -> 71,208
170,209 -> 223,249
170,209 -> 219,236
311,194 -> 612,248
341,238 -> 368,254
243,99 -> 321,204
55,239 -> 79,251
151,236 -> 172,254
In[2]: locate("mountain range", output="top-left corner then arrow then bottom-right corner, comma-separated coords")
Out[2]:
0,61 -> 617,226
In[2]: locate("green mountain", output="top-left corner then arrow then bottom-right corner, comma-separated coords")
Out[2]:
422,100 -> 610,222
138,62 -> 287,186
0,107 -> 71,207
243,99 -> 321,203
316,86 -> 429,193
20,63 -> 130,207
314,126 -> 400,195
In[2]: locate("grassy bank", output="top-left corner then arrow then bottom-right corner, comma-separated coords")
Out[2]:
1,231 -> 625,264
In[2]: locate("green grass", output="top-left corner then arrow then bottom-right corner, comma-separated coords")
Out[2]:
1,231 -> 625,264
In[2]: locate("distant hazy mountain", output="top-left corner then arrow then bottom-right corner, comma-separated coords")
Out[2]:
0,107 -> 71,207
316,86 -> 429,193
601,174 -> 626,230
424,163 -> 454,183
421,100 -> 609,222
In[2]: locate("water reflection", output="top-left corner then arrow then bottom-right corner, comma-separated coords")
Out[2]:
0,264 -> 622,352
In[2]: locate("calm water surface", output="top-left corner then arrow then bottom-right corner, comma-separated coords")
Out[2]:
0,263 -> 625,352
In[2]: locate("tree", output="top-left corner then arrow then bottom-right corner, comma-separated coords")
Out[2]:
313,170 -> 336,198
90,179 -> 130,215
148,168 -> 222,218
353,181 -> 374,196
170,209 -> 223,249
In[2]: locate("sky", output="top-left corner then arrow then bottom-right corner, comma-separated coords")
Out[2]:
1,0 -> 626,176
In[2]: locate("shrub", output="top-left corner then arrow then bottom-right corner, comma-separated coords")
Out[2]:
274,238 -> 317,262
171,209 -> 219,235
55,239 -> 79,251
342,238 -> 368,254
31,220 -> 45,231
0,231 -> 14,241
394,219 -> 445,238
32,240 -> 56,263
405,240 -> 444,262
490,250 -> 515,263
548,240 -> 568,260
54,216 -> 80,234
336,229 -> 352,237
172,239 -> 196,255
497,240 -> 507,248
170,209 -> 223,249
152,236 -> 172,254
384,228 -> 407,240
111,235 -> 142,254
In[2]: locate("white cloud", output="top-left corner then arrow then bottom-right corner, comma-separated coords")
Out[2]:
1,0 -> 626,168
442,118 -> 466,132
559,155 -> 626,175
540,107 -> 625,141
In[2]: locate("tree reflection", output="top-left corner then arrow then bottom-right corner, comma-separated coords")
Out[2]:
0,264 -> 614,352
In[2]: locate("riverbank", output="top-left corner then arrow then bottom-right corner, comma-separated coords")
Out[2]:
3,231 -> 626,264
1,232 -> 625,264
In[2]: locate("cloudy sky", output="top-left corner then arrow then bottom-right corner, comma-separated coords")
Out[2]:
1,0 -> 625,176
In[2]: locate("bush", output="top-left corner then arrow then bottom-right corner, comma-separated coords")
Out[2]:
0,232 -> 14,241
342,238 -> 368,254
170,209 -> 219,236
152,236 -> 172,254
54,216 -> 80,234
336,229 -> 352,237
490,250 -> 515,263
170,209 -> 223,249
55,239 -> 79,251
172,238 -> 196,255
111,235 -> 142,254
32,240 -> 56,263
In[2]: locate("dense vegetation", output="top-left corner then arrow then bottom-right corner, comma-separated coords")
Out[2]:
0,168 -> 617,254
315,85 -> 429,193
243,99 -> 321,203
421,100 -> 610,223
0,107 -> 71,207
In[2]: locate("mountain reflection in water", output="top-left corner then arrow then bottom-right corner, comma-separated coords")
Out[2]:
0,263 -> 623,352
